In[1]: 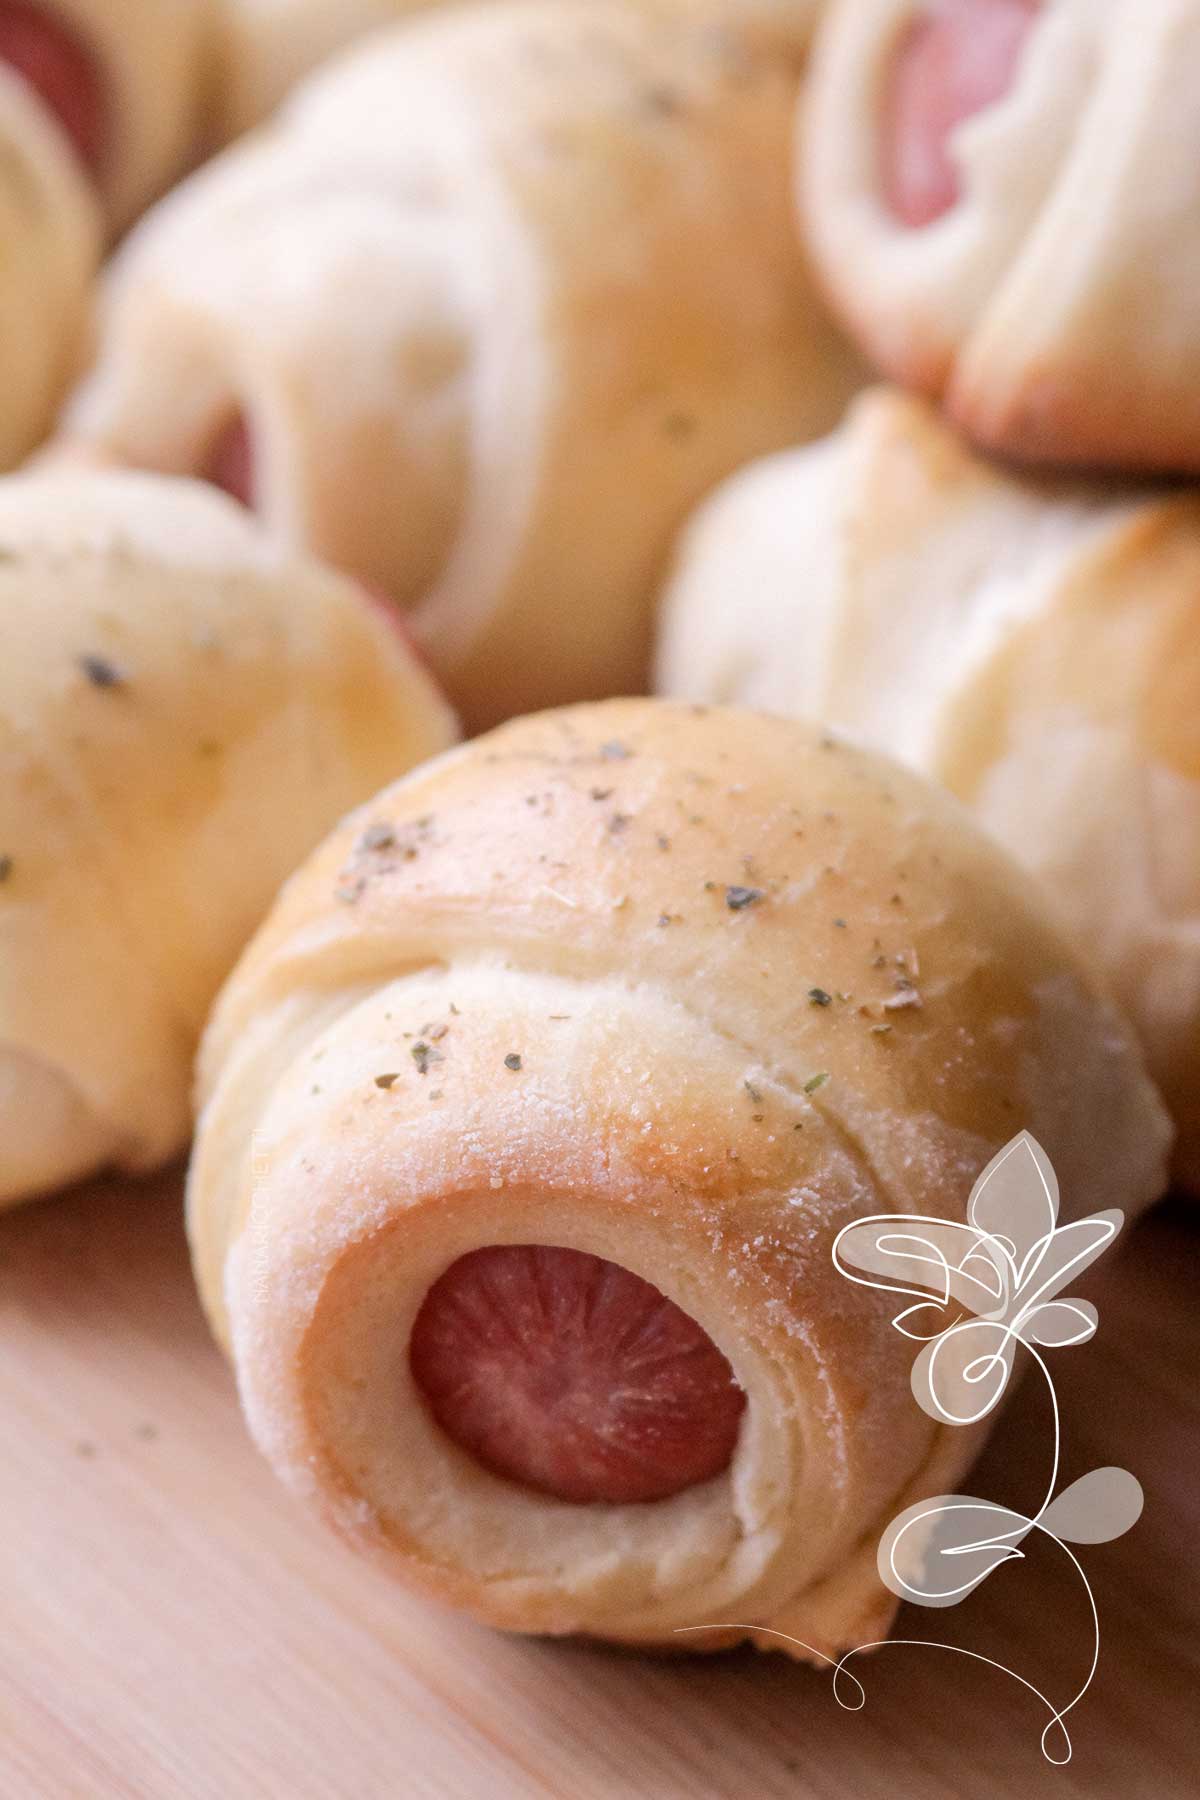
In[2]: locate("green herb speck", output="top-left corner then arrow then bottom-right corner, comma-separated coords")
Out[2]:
79,654 -> 125,690
726,885 -> 764,911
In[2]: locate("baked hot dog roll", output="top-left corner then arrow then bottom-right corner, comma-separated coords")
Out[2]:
0,0 -> 215,231
0,63 -> 97,469
0,470 -> 455,1209
657,387 -> 1200,1182
62,0 -> 865,729
187,699 -> 1168,1657
214,0 -> 824,139
0,0 -> 211,470
802,0 -> 1200,472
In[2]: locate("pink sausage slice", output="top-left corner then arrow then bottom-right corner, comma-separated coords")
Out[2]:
204,415 -> 256,510
410,1245 -> 746,1505
882,0 -> 1039,228
0,0 -> 106,176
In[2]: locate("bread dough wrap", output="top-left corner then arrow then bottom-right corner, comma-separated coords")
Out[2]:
802,0 -> 1200,471
0,469 -> 455,1206
63,1 -> 865,727
187,698 -> 1168,1656
658,387 -> 1200,1183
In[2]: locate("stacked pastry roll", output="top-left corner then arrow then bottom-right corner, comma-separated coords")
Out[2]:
0,0 -> 216,469
802,0 -> 1200,471
0,0 -> 1178,1679
187,699 -> 1168,1656
62,0 -> 865,727
658,387 -> 1200,1183
0,470 -> 454,1208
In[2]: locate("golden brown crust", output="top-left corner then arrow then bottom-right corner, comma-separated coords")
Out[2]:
189,698 -> 1169,1655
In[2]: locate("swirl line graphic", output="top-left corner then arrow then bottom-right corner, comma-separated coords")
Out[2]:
678,1132 -> 1144,1764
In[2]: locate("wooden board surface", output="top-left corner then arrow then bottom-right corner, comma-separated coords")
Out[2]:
1,1171 -> 1196,1799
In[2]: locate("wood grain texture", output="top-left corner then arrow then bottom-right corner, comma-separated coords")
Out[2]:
1,1172 -> 1196,1799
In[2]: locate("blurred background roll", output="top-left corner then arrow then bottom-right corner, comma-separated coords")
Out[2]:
1,0 -> 217,230
658,386 -> 1200,1183
0,469 -> 455,1207
801,0 -> 1200,471
0,64 -> 97,469
61,0 -> 865,729
213,0 -> 825,140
